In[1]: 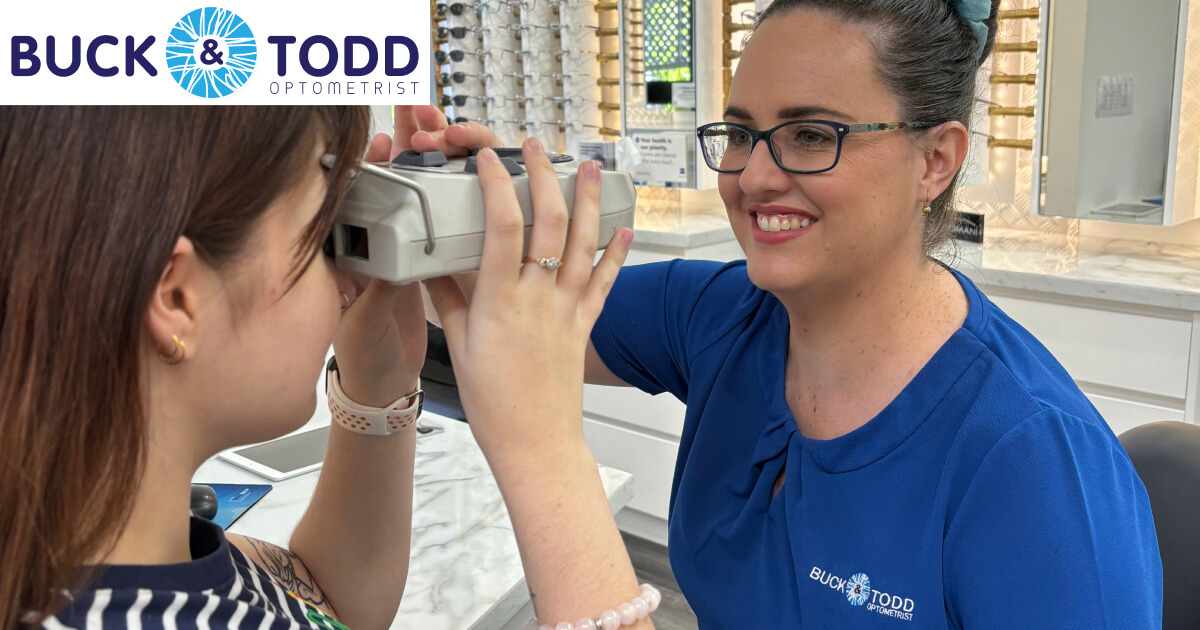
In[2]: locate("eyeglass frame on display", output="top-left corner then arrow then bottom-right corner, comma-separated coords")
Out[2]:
437,25 -> 484,40
439,71 -> 483,85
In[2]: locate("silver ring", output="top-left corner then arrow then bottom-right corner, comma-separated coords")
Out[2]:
524,256 -> 563,270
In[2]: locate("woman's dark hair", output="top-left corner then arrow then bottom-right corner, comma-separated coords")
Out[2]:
0,106 -> 371,628
754,0 -> 1002,253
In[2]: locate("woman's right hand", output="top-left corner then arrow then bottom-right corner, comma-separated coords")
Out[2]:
391,104 -> 500,158
423,138 -> 649,630
422,138 -> 632,456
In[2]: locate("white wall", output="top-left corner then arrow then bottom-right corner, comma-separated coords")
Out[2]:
1044,0 -> 1180,219
1074,0 -> 1178,215
1041,0 -> 1088,218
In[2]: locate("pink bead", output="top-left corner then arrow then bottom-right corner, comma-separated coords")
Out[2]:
631,597 -> 650,619
575,618 -> 597,630
599,609 -> 622,630
617,603 -> 637,625
555,623 -> 573,630
524,621 -> 540,630
640,585 -> 661,612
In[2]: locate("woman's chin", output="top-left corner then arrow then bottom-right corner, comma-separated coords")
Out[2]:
745,256 -> 816,295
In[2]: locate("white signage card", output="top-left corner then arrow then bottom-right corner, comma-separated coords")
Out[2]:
672,82 -> 696,109
1,1 -> 430,104
631,132 -> 690,185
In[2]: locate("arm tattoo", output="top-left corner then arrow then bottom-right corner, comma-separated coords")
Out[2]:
243,538 -> 331,610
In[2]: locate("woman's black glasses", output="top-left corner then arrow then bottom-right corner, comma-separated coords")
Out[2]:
696,120 -> 934,174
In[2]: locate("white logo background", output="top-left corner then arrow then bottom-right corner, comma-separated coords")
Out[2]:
1,0 -> 429,104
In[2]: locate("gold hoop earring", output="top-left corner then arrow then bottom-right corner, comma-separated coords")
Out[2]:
158,335 -> 187,365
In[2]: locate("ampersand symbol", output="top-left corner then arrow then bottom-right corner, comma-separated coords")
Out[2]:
199,39 -> 224,65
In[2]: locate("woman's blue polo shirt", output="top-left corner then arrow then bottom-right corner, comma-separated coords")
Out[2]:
590,260 -> 1162,628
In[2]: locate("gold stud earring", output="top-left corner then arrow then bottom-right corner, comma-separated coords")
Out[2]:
158,334 -> 186,365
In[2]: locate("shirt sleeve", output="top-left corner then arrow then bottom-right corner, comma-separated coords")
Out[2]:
943,410 -> 1163,629
589,259 -> 729,400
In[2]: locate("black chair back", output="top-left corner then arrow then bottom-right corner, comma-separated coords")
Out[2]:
1119,421 -> 1200,630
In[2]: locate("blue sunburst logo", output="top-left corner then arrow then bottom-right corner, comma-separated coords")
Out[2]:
165,7 -> 256,98
846,573 -> 871,607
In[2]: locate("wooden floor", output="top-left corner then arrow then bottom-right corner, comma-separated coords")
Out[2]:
622,533 -> 698,629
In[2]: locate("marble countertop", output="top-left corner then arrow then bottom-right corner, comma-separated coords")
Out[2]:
948,230 -> 1200,312
194,415 -> 635,630
633,212 -> 735,249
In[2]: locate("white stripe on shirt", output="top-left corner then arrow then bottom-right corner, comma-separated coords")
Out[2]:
245,563 -> 268,611
226,564 -> 244,602
85,589 -> 112,630
256,608 -> 274,630
196,594 -> 221,630
162,592 -> 187,630
125,589 -> 152,630
268,581 -> 290,619
227,600 -> 249,630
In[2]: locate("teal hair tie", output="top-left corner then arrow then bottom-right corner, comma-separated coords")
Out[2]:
947,0 -> 991,60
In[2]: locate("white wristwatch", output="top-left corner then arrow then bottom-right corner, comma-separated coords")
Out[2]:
325,357 -> 423,436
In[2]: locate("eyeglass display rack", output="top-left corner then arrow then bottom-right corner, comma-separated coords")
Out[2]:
431,0 -> 633,157
430,0 -> 732,194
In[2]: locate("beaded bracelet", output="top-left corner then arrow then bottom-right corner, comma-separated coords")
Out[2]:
524,584 -> 662,630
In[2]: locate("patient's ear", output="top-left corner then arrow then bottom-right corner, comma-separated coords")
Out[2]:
144,237 -> 202,360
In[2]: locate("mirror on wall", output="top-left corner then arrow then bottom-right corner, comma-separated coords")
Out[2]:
1033,0 -> 1200,225
620,0 -> 700,189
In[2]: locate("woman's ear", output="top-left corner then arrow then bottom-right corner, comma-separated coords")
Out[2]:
920,121 -> 970,200
144,237 -> 202,361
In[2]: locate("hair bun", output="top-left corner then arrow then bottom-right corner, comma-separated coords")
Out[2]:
946,0 -> 994,60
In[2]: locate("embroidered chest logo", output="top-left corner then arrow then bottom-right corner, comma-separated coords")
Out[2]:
810,567 -> 915,622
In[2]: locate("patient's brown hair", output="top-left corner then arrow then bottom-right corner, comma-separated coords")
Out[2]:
0,106 -> 370,628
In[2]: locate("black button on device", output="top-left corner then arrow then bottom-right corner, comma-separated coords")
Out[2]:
464,156 -> 525,175
485,147 -> 574,165
392,150 -> 448,167
492,147 -> 525,160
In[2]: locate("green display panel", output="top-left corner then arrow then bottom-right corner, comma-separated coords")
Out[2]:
643,0 -> 692,82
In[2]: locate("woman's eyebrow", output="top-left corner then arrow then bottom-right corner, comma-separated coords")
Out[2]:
776,105 -> 854,121
722,104 -> 856,123
722,105 -> 754,121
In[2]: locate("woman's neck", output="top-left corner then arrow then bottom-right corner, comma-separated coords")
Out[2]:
100,426 -> 198,566
778,258 -> 968,440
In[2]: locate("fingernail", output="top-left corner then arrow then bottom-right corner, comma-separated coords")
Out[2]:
585,159 -> 600,181
478,148 -> 499,163
527,137 -> 544,153
620,228 -> 633,247
339,292 -> 351,311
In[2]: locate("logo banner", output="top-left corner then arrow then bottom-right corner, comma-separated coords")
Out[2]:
2,1 -> 430,103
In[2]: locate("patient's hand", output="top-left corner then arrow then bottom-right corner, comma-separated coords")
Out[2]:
392,104 -> 501,159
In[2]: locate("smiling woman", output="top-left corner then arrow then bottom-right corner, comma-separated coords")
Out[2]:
581,0 -> 1164,627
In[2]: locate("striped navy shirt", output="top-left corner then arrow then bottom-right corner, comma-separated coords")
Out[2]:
43,518 -> 343,630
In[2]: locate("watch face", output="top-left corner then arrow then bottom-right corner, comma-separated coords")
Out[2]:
324,355 -> 339,394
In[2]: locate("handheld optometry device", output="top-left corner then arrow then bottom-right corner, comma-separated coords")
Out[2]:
327,148 -> 637,284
